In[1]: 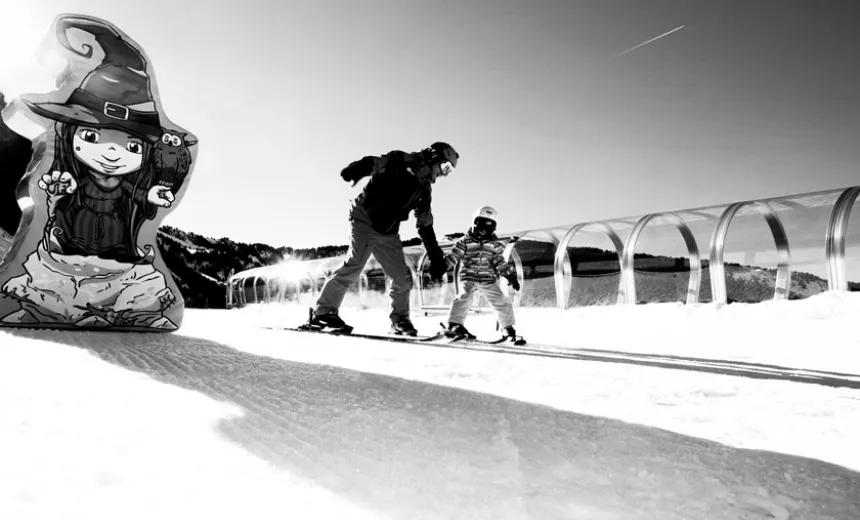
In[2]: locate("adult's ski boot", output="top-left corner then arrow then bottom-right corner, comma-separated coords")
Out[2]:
390,316 -> 418,337
442,322 -> 476,340
300,308 -> 353,333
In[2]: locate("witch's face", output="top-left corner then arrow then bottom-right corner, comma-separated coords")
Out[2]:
73,126 -> 144,176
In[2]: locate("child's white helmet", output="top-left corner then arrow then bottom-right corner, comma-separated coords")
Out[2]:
472,206 -> 498,225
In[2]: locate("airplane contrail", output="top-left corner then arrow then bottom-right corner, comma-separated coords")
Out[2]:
613,25 -> 685,58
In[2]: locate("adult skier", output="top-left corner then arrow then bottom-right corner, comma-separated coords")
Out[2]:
304,141 -> 459,335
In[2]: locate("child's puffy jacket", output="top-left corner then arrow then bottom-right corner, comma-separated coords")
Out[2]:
444,229 -> 516,284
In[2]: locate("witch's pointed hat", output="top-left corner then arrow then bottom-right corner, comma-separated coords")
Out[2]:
24,15 -> 163,142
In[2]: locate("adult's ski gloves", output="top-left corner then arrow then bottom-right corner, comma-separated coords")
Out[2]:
418,225 -> 447,282
428,258 -> 447,282
340,157 -> 375,186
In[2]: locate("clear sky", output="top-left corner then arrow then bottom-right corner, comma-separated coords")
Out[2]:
2,1 -> 860,248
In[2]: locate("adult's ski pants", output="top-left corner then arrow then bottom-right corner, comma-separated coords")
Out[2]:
315,205 -> 413,321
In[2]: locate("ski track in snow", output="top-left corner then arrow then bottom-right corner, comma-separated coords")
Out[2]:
3,311 -> 860,520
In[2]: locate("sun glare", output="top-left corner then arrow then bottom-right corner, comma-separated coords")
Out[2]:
274,261 -> 312,284
0,6 -> 66,100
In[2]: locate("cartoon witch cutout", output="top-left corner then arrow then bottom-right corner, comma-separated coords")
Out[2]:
0,15 -> 198,331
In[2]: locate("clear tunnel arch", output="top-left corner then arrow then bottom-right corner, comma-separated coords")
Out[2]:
553,222 -> 626,309
227,185 -> 860,312
621,212 -> 702,305
708,200 -> 791,304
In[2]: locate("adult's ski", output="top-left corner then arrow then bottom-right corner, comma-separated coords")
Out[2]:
263,325 -> 449,344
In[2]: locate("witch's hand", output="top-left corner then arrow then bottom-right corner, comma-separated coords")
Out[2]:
39,170 -> 77,195
39,170 -> 77,208
147,185 -> 175,207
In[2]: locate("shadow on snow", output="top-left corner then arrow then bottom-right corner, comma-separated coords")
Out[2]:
9,328 -> 860,520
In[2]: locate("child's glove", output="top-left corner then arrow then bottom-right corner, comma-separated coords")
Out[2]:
507,277 -> 520,291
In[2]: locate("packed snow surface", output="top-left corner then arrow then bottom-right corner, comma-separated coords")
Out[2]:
2,292 -> 859,519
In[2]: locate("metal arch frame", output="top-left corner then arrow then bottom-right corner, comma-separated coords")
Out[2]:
503,228 -> 558,308
267,276 -> 295,304
272,276 -> 291,304
240,277 -> 251,306
243,276 -> 251,304
417,251 -> 429,308
234,277 -> 243,307
621,212 -> 702,305
499,236 -> 526,307
226,278 -> 235,308
252,276 -> 263,304
265,277 -> 276,304
406,263 -> 421,307
358,271 -> 370,305
380,255 -> 420,299
282,277 -> 291,304
297,271 -> 314,304
267,276 -> 280,304
708,200 -> 792,304
229,277 -> 238,307
291,270 -> 313,305
553,222 -> 626,309
267,272 -> 309,305
825,186 -> 860,291
240,276 -> 252,306
417,249 -> 454,310
238,277 -> 247,306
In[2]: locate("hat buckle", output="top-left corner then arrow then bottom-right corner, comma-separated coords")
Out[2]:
103,102 -> 129,121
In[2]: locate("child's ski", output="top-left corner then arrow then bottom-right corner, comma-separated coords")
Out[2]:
447,334 -> 527,346
438,322 -> 527,346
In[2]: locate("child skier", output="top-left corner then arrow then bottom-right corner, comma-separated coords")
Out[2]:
441,206 -> 525,344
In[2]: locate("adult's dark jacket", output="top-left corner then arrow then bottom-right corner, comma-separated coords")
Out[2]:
341,150 -> 443,261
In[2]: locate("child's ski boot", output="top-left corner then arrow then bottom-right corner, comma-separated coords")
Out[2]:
501,325 -> 526,345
